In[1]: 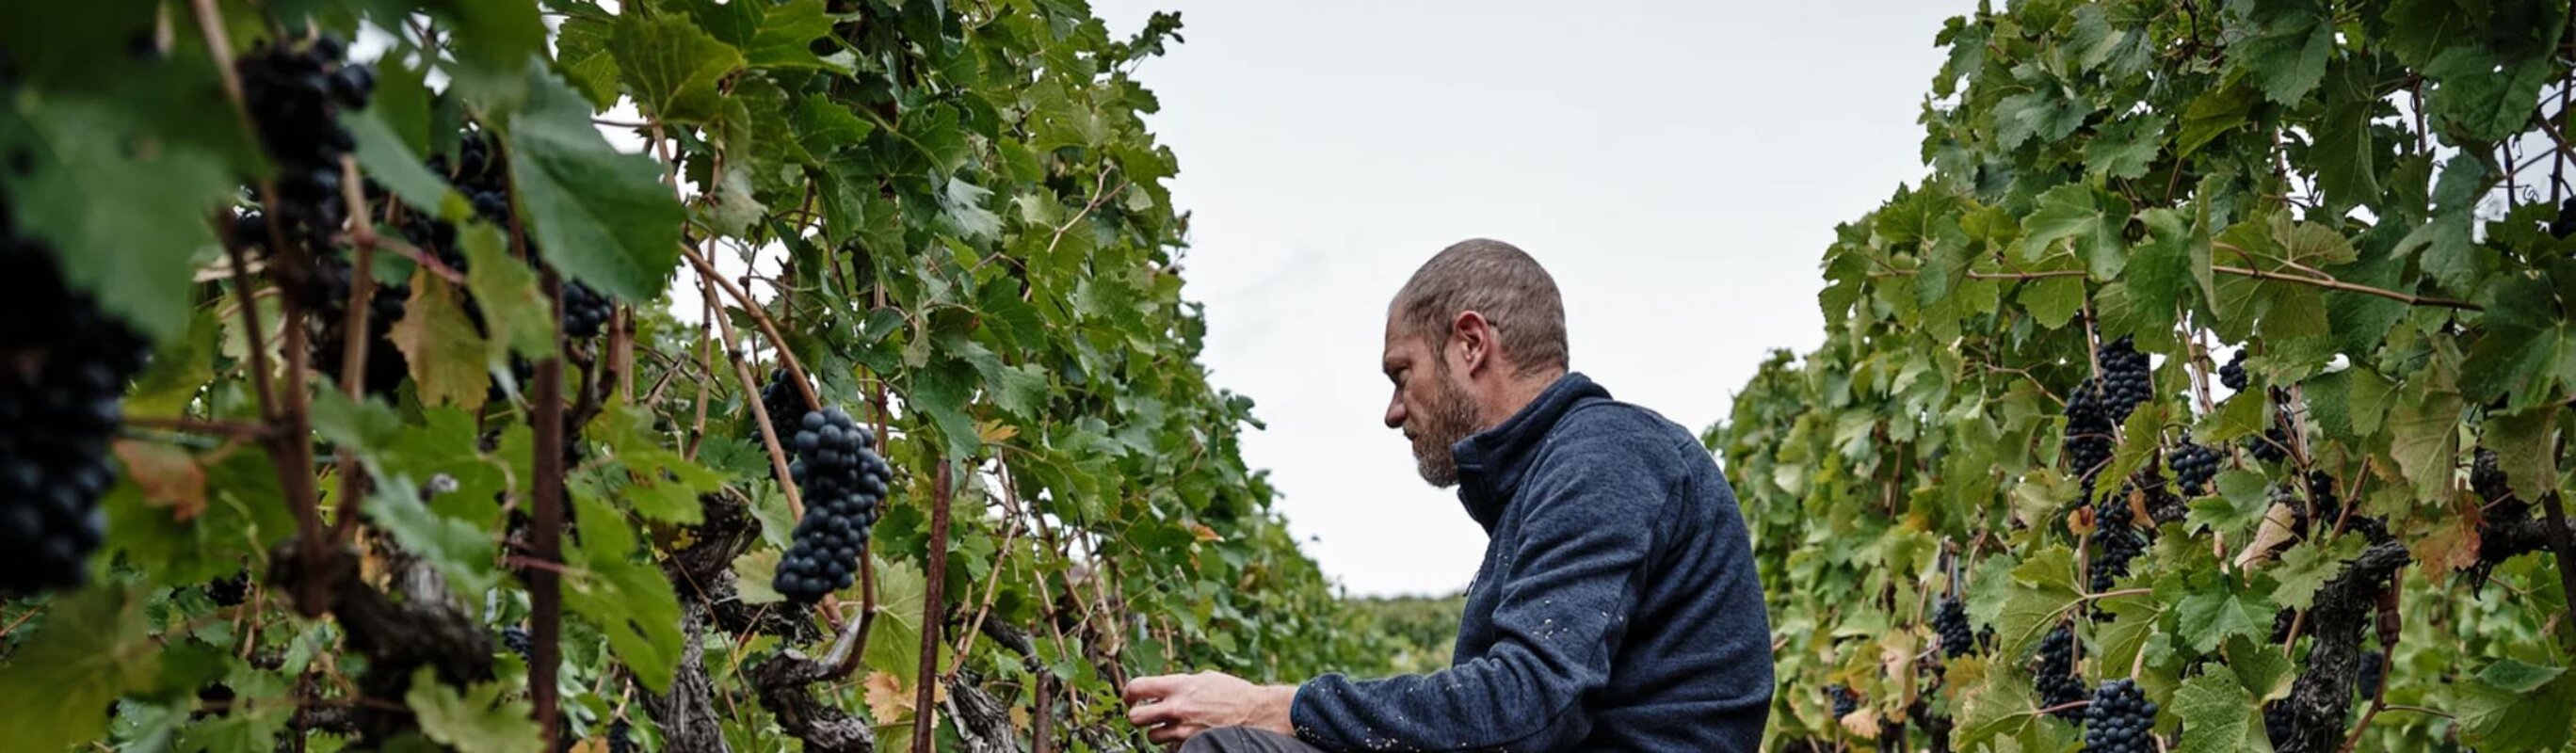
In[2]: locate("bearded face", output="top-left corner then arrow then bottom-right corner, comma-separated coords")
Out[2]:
1404,358 -> 1484,488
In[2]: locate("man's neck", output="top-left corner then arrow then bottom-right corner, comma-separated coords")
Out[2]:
1475,369 -> 1568,429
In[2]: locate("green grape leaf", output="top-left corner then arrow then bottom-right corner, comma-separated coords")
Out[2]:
2189,470 -> 2272,537
368,473 -> 502,596
126,310 -> 220,419
2421,46 -> 2557,143
2171,672 -> 2260,753
691,0 -> 853,72
590,404 -> 718,524
2310,62 -> 2386,205
610,13 -> 744,125
2266,537 -> 2362,611
405,667 -> 544,753
1,93 -> 235,342
554,4 -> 621,109
507,69 -> 686,302
457,223 -> 556,362
2174,586 -> 2268,653
2222,635 -> 2294,701
1996,89 -> 2090,151
2386,383 -> 2463,500
2225,5 -> 2331,104
1996,546 -> 2082,658
2176,85 -> 2253,156
2084,115 -> 2165,182
2021,184 -> 2132,280
0,586 -> 158,752
2019,277 -> 2085,329
346,105 -> 459,218
2194,390 -> 2266,445
310,389 -> 405,455
564,535 -> 686,695
2456,663 -> 2576,751
2487,405 -> 2561,503
389,268 -> 494,411
2303,366 -> 2392,441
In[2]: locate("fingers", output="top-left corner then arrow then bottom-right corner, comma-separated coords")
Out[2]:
1128,696 -> 1186,728
1147,722 -> 1203,746
1123,674 -> 1183,705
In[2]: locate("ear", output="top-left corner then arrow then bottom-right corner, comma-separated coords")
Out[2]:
1450,311 -> 1492,376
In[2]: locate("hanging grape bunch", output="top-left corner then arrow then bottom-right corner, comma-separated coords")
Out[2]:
1934,596 -> 1977,659
2165,440 -> 2221,497
2356,649 -> 2386,699
2218,349 -> 2249,392
761,368 -> 813,434
2552,198 -> 2576,240
2082,679 -> 2157,753
2095,336 -> 2151,421
1827,685 -> 1858,718
0,185 -> 151,595
2246,425 -> 2291,464
773,407 -> 894,602
2033,623 -> 2087,717
236,34 -> 372,254
2062,379 -> 2116,490
2088,481 -> 2147,592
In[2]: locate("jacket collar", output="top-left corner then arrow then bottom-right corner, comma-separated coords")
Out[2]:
1453,372 -> 1607,533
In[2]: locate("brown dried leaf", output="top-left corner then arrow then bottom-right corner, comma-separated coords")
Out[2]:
111,440 -> 205,521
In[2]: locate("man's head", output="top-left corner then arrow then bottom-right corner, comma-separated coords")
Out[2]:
1381,238 -> 1570,487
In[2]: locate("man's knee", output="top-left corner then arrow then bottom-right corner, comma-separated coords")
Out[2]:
1181,727 -> 1296,753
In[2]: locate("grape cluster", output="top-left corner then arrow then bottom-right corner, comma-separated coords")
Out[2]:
2356,649 -> 2385,699
2263,701 -> 2295,747
561,281 -> 612,340
1935,596 -> 1977,659
2287,472 -> 2389,544
608,718 -> 635,753
760,368 -> 813,437
499,626 -> 532,664
2246,425 -> 2290,463
2218,349 -> 2248,392
2082,679 -> 2157,753
237,35 -> 374,254
1827,684 -> 1858,718
2088,488 -> 2145,592
2062,379 -> 2117,489
2471,447 -> 2513,505
2552,198 -> 2576,240
2095,337 -> 2152,421
2034,624 -> 2087,717
205,571 -> 250,607
0,191 -> 151,595
772,408 -> 894,602
2166,441 -> 2221,497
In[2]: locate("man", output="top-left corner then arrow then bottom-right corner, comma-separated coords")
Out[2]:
1122,239 -> 1774,751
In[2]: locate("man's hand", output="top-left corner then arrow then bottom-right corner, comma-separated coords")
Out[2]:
1121,670 -> 1297,745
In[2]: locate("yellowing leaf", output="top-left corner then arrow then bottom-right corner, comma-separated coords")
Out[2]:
390,268 -> 492,410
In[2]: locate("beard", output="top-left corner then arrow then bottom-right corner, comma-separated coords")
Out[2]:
1407,368 -> 1483,488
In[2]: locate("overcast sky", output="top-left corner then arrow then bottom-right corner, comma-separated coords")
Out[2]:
1077,1 -> 1979,596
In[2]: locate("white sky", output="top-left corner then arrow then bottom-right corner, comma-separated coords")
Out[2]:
1082,1 -> 1980,596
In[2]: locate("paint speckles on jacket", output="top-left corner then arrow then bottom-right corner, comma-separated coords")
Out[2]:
1291,373 -> 1773,752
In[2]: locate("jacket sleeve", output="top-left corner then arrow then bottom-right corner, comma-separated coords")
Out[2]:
1289,432 -> 1673,752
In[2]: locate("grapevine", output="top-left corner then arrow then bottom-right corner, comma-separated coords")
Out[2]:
0,2 -> 1386,750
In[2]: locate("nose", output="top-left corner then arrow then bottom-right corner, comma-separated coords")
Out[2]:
1384,389 -> 1406,430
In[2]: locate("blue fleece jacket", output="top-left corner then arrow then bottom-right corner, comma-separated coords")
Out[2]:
1289,373 -> 1773,752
